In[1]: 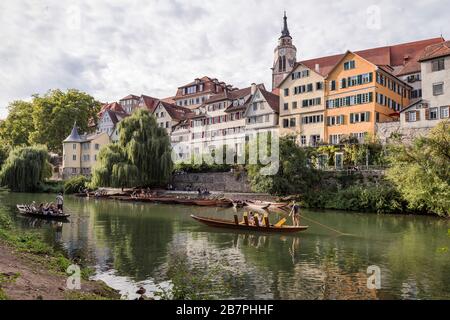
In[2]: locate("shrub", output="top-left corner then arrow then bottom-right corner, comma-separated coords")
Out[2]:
64,175 -> 89,194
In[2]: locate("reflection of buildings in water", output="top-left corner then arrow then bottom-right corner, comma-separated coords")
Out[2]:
275,260 -> 379,300
154,232 -> 276,299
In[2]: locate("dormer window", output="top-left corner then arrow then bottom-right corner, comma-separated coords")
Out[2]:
344,60 -> 356,70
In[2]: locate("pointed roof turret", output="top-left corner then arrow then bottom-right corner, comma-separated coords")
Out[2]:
64,121 -> 82,143
280,11 -> 291,39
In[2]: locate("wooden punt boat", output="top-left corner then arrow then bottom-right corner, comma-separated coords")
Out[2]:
244,201 -> 270,211
16,205 -> 70,220
191,215 -> 308,233
193,199 -> 220,206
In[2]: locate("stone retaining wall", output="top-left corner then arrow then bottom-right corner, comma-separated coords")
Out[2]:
171,171 -> 252,193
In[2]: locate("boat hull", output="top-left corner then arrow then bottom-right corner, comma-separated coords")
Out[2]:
16,205 -> 70,220
191,215 -> 308,233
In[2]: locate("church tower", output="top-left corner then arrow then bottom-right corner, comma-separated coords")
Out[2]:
272,12 -> 297,90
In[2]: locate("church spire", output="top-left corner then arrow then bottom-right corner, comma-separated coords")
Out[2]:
280,11 -> 291,39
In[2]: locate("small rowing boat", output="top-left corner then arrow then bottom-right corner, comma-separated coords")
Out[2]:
191,215 -> 308,233
16,205 -> 70,220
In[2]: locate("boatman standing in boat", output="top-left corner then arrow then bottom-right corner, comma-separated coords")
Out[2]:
56,193 -> 64,213
290,201 -> 301,226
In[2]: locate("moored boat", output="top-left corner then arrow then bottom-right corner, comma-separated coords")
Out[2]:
191,215 -> 308,233
244,201 -> 270,211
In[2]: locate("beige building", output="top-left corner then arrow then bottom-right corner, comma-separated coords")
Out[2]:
278,63 -> 326,146
62,124 -> 110,179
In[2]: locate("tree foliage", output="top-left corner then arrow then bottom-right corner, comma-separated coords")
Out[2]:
29,89 -> 100,153
64,175 -> 90,194
91,109 -> 173,188
0,101 -> 35,147
246,137 -> 320,195
0,145 -> 52,192
386,121 -> 450,217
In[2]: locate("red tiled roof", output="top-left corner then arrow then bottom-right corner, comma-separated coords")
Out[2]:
158,101 -> 193,121
119,94 -> 140,101
99,102 -> 126,115
418,40 -> 450,62
161,96 -> 176,104
139,95 -> 160,112
300,37 -> 445,78
260,89 -> 280,113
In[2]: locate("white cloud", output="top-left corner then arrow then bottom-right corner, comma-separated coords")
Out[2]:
0,0 -> 448,118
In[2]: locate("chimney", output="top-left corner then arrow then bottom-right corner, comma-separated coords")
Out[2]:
315,64 -> 320,73
251,83 -> 257,95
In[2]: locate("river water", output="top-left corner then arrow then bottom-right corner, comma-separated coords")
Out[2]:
1,193 -> 449,300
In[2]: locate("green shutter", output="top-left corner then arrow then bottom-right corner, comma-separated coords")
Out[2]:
350,113 -> 354,123
366,112 -> 370,122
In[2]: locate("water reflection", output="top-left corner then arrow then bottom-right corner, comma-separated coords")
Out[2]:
0,193 -> 449,300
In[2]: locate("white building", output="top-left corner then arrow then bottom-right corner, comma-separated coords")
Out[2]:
97,103 -> 129,142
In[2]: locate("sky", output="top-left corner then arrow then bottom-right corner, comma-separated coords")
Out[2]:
0,0 -> 449,118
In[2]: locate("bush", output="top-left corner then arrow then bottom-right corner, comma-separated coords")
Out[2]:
64,175 -> 89,194
39,180 -> 64,193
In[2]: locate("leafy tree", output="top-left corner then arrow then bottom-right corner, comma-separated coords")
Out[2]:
29,89 -> 101,153
246,136 -> 320,195
64,175 -> 90,194
0,101 -> 35,147
386,121 -> 450,217
91,109 -> 173,188
0,145 -> 52,192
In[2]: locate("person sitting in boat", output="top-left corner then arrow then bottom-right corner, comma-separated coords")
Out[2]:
248,212 -> 255,226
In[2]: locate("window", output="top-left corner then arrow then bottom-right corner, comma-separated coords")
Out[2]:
441,106 -> 449,119
282,119 -> 289,128
344,60 -> 356,70
72,168 -> 77,174
83,155 -> 90,162
72,155 -> 76,161
283,103 -> 289,111
300,136 -> 306,146
72,144 -> 77,150
350,112 -> 371,123
316,82 -> 324,90
433,83 -> 444,96
284,88 -> 289,97
292,101 -> 298,109
290,118 -> 296,127
330,80 -> 336,91
408,111 -> 417,122
265,115 -> 270,122
329,134 -> 342,145
431,58 -> 445,72
429,108 -> 438,120
94,155 -> 97,161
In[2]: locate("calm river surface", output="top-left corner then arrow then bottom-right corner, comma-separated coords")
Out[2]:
1,193 -> 449,300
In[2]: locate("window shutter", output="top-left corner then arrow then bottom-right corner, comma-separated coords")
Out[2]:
366,112 -> 371,122
405,112 -> 410,122
369,72 -> 373,82
425,108 -> 430,120
350,113 -> 354,123
416,110 -> 420,121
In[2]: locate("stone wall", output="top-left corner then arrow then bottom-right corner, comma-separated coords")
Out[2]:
376,121 -> 432,144
171,171 -> 252,193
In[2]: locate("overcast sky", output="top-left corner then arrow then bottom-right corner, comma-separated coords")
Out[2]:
0,0 -> 449,118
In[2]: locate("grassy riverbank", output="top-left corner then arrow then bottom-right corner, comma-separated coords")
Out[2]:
0,208 -> 120,300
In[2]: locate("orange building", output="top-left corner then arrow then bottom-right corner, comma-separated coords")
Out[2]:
324,52 -> 411,144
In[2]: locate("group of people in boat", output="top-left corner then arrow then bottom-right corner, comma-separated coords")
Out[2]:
27,193 -> 65,216
131,188 -> 158,199
243,201 -> 301,227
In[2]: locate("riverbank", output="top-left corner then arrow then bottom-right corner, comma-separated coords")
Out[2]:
0,208 -> 120,300
0,240 -> 120,300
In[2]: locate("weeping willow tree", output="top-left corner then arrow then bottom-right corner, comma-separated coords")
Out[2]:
0,145 -> 52,192
91,109 -> 173,188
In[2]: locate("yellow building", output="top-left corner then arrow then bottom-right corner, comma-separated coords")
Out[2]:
62,123 -> 110,179
325,51 -> 411,144
278,63 -> 326,146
